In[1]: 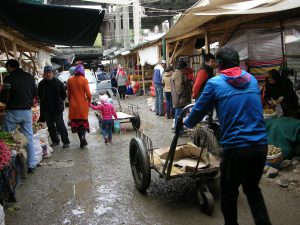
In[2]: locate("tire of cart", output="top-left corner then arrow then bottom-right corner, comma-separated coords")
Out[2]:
129,137 -> 151,193
196,182 -> 215,214
130,113 -> 141,130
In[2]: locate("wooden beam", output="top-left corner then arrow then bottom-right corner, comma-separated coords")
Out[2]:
173,39 -> 193,59
0,28 -> 39,52
239,21 -> 281,30
1,37 -> 9,60
170,41 -> 180,64
205,32 -> 210,54
166,28 -> 205,44
18,46 -> 24,63
12,41 -> 17,59
29,51 -> 37,74
166,42 -> 170,65
0,48 -> 35,70
219,28 -> 231,47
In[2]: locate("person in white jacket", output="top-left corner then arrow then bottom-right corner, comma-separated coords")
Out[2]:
152,60 -> 166,116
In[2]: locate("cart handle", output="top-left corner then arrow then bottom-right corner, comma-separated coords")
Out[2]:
175,103 -> 195,135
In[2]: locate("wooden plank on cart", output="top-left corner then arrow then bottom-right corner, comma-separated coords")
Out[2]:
116,112 -> 135,119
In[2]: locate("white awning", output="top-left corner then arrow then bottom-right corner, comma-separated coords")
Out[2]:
165,0 -> 300,39
138,45 -> 159,66
103,47 -> 117,56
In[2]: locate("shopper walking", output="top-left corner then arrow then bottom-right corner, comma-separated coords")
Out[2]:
89,95 -> 118,144
162,65 -> 174,119
116,65 -> 128,100
67,64 -> 91,148
2,59 -> 37,173
38,65 -> 70,148
153,60 -> 166,116
184,47 -> 272,225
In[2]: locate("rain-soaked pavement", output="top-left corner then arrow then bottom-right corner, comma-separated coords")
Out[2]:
5,96 -> 300,225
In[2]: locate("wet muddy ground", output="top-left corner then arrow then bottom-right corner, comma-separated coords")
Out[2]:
5,96 -> 300,225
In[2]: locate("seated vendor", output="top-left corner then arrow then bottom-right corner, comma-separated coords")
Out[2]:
264,69 -> 299,119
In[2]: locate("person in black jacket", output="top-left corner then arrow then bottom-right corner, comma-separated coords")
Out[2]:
265,69 -> 299,118
38,66 -> 70,148
2,59 -> 37,173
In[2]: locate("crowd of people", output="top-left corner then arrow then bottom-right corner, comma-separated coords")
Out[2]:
154,49 -> 300,128
1,60 -> 122,174
2,46 -> 299,225
153,47 -> 299,225
153,52 -> 217,133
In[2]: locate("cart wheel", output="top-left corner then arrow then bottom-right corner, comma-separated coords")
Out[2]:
196,183 -> 215,214
129,137 -> 151,193
131,113 -> 141,130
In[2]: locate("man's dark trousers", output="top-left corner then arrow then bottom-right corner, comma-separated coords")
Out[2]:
220,144 -> 272,225
44,112 -> 69,144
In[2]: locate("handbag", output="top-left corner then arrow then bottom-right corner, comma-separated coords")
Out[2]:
114,120 -> 121,133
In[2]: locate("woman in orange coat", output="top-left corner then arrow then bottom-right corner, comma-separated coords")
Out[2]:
67,64 -> 91,148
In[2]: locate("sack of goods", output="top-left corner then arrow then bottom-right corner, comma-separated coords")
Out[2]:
266,145 -> 283,168
33,122 -> 52,159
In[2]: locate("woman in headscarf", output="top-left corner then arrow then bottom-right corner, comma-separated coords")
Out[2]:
67,64 -> 92,148
265,69 -> 299,118
116,64 -> 128,100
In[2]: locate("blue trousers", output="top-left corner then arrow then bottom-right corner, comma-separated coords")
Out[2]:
4,110 -> 36,168
175,107 -> 184,134
102,119 -> 113,140
155,84 -> 163,115
165,92 -> 174,117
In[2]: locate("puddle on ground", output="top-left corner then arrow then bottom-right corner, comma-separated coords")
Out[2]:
48,179 -> 93,203
39,160 -> 74,168
139,120 -> 155,131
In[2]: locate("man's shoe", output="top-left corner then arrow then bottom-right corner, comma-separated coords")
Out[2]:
62,143 -> 70,148
27,167 -> 35,173
159,113 -> 164,116
50,141 -> 60,147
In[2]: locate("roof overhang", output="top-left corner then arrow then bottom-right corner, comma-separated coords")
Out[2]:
0,2 -> 105,46
165,0 -> 300,40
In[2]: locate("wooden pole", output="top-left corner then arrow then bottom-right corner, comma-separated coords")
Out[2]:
12,41 -> 17,60
1,37 -> 9,60
166,41 -> 170,65
29,51 -> 37,74
205,32 -> 210,54
280,21 -> 285,59
18,46 -> 24,64
142,65 -> 145,95
170,41 -> 180,64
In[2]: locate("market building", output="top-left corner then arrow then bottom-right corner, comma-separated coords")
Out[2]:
0,0 -> 299,225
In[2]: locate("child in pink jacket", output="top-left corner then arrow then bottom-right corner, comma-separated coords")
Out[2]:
90,95 -> 118,143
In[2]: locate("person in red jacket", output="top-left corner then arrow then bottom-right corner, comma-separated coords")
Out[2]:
192,53 -> 216,100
